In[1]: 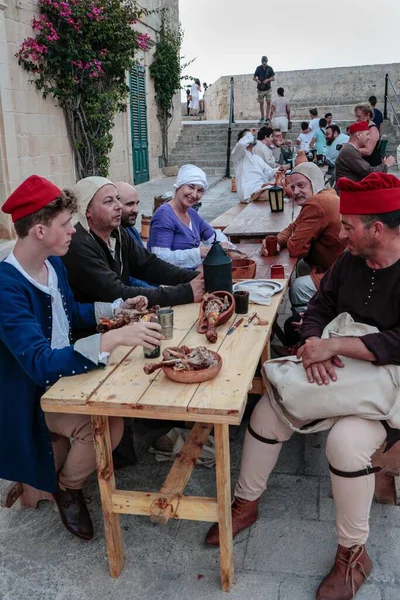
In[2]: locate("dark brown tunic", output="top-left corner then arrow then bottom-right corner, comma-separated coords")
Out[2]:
300,250 -> 400,444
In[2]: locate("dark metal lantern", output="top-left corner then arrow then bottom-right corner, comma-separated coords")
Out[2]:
203,238 -> 232,293
268,184 -> 284,213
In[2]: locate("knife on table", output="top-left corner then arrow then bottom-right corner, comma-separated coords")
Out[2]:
244,312 -> 257,327
227,318 -> 244,335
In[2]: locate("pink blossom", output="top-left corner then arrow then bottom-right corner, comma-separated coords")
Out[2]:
136,33 -> 151,50
18,37 -> 48,61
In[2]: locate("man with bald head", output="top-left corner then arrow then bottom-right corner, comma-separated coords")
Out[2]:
114,181 -> 156,288
114,181 -> 142,245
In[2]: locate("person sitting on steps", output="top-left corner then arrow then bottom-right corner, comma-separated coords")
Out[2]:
231,128 -> 282,203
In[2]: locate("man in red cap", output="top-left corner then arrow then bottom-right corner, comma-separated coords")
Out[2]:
0,175 -> 163,541
335,121 -> 395,183
205,172 -> 400,599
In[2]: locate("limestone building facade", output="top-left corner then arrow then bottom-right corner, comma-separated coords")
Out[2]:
0,0 -> 181,239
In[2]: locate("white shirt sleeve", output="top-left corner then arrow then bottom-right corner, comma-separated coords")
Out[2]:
151,246 -> 201,269
263,162 -> 278,181
231,132 -> 254,164
203,229 -> 236,248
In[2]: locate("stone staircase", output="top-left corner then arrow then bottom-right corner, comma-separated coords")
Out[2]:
169,118 -> 400,177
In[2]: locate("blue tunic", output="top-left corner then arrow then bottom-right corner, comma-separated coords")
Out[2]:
0,256 -> 98,492
125,226 -> 157,288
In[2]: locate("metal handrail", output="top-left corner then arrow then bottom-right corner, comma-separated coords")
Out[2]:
225,77 -> 235,178
384,73 -> 400,128
386,95 -> 400,129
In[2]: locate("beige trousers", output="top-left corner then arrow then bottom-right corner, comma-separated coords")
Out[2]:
235,394 -> 387,547
45,413 -> 124,490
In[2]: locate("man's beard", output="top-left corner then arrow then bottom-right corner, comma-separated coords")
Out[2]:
121,215 -> 137,228
326,138 -> 333,146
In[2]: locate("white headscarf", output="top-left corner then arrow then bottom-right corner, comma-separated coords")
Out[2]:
174,164 -> 209,191
72,176 -> 116,231
291,162 -> 325,195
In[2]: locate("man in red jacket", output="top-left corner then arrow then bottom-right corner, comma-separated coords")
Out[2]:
261,162 -> 346,311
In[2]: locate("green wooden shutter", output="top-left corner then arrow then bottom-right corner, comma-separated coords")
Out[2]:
130,65 -> 149,184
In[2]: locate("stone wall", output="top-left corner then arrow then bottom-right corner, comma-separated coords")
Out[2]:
113,0 -> 182,182
205,63 -> 400,121
0,1 -> 75,238
0,0 -> 181,238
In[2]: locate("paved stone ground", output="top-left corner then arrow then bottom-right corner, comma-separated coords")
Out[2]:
2,178 -> 400,600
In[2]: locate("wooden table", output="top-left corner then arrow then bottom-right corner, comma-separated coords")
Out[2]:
237,243 -> 298,281
224,200 -> 301,243
40,276 -> 291,592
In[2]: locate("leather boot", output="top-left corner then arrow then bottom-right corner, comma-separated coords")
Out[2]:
205,496 -> 259,546
316,544 -> 372,600
52,483 -> 94,541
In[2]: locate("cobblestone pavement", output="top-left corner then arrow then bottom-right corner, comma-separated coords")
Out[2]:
1,177 -> 400,600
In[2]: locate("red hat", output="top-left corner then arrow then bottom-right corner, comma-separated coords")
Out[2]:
337,173 -> 400,214
2,175 -> 62,222
348,121 -> 369,134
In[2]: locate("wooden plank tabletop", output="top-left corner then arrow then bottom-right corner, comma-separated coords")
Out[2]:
224,200 -> 301,240
210,203 -> 247,230
41,284 -> 289,425
237,243 -> 298,281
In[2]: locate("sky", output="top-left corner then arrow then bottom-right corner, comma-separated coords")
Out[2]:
179,0 -> 400,91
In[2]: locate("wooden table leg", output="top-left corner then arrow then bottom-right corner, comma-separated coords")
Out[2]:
214,423 -> 234,591
92,415 -> 124,578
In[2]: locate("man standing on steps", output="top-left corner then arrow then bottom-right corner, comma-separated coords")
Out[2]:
253,56 -> 275,125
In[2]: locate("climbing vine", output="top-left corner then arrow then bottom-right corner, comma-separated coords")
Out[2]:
150,11 -> 193,166
16,0 -> 150,179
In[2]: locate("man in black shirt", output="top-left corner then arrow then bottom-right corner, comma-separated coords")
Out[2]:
368,95 -> 383,131
63,176 -> 204,307
253,55 -> 275,125
205,173 -> 400,600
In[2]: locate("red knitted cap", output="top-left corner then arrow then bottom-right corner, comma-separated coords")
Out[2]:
348,121 -> 369,134
2,175 -> 63,222
337,173 -> 400,214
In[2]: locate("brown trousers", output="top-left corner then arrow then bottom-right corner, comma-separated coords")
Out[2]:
235,394 -> 387,547
45,413 -> 124,490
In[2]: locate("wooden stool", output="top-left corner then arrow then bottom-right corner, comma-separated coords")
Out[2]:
1,435 -> 70,509
372,442 -> 400,505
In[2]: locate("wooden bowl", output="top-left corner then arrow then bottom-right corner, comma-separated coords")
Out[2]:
162,351 -> 222,383
232,258 -> 256,280
197,291 -> 235,334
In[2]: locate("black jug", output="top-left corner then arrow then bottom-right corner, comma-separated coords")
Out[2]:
203,238 -> 232,293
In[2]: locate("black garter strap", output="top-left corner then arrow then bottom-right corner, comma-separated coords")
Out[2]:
248,424 -> 280,444
329,463 -> 381,478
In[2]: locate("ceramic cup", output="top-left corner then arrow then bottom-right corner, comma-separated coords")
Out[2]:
265,235 -> 278,256
270,264 -> 285,279
233,290 -> 249,314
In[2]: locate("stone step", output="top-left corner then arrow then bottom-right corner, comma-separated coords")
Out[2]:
169,114 -> 400,171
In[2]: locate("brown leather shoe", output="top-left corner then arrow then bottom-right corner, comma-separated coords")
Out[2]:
205,496 -> 259,546
316,544 -> 372,600
52,484 -> 94,541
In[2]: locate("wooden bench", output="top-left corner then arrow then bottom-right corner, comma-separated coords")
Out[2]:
210,202 -> 247,232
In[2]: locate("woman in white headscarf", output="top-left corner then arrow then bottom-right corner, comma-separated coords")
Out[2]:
147,165 -> 232,269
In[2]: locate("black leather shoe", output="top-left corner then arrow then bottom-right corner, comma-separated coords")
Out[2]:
52,484 -> 94,541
